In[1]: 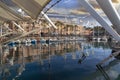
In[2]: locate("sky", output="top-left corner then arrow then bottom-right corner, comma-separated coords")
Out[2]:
46,0 -> 84,14
2,0 -> 119,26
46,0 -> 120,15
51,0 -> 80,9
45,0 -> 120,26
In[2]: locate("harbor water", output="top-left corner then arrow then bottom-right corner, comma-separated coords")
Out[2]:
0,41 -> 120,80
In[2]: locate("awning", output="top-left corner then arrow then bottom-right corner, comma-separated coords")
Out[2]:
12,0 -> 51,19
0,1 -> 28,21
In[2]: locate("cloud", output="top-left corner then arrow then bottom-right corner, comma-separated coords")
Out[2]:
69,9 -> 89,15
48,8 -> 70,14
112,0 -> 120,3
48,0 -> 120,16
88,0 -> 100,8
64,0 -> 71,3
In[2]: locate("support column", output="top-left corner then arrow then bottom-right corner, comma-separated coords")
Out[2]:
41,11 -> 57,29
96,0 -> 120,34
12,21 -> 25,32
79,0 -> 120,41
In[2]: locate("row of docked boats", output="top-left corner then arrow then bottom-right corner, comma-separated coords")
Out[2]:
7,39 -> 46,46
7,38 -> 63,46
7,37 -> 86,46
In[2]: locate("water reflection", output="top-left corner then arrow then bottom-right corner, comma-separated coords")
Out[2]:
0,41 -> 117,80
96,59 -> 120,80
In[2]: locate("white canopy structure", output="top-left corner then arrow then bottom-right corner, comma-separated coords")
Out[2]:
12,0 -> 57,29
0,0 -> 52,44
0,0 -> 51,22
12,0 -> 51,19
0,1 -> 28,22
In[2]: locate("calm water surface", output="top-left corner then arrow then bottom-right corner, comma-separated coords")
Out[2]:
0,41 -> 120,80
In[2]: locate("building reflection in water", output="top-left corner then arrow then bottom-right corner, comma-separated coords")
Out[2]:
0,41 -> 115,80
